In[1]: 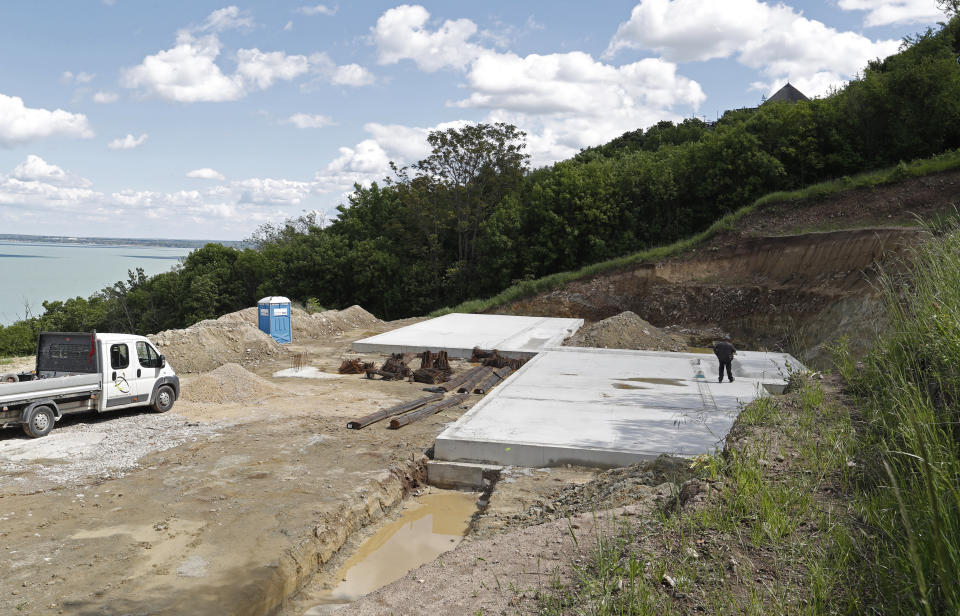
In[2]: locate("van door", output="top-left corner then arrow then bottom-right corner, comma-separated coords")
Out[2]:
105,342 -> 140,409
133,340 -> 163,404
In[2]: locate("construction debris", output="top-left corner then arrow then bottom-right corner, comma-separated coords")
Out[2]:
388,393 -> 469,429
471,348 -> 529,371
366,353 -> 414,380
338,358 -> 371,374
412,350 -> 453,384
346,393 -> 444,429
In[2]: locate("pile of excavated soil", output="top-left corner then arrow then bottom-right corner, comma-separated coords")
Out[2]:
563,310 -> 686,351
150,320 -> 287,373
217,304 -> 381,341
180,363 -> 284,404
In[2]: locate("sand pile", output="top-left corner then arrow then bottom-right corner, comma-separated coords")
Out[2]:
216,304 -> 381,341
150,320 -> 288,373
563,311 -> 686,351
180,363 -> 284,404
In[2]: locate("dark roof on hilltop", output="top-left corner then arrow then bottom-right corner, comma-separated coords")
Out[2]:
764,83 -> 810,105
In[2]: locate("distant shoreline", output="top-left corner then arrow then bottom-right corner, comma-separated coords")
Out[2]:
0,234 -> 246,250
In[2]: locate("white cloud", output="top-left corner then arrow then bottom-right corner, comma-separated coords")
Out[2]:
0,157 -> 324,236
198,6 -> 254,32
92,91 -> 119,104
107,133 -> 148,150
236,178 -> 314,205
124,11 -> 371,102
0,93 -> 93,147
236,48 -> 310,89
327,139 -> 390,173
11,155 -> 91,187
331,63 -> 375,86
284,20 -> 294,31
456,51 -> 703,113
61,71 -> 96,84
605,0 -> 900,97
373,4 -> 484,71
297,4 -> 338,16
366,5 -> 709,165
365,120 -> 471,163
288,113 -> 335,129
307,52 -> 376,87
838,0 -> 944,26
122,33 -> 246,102
186,167 -> 226,180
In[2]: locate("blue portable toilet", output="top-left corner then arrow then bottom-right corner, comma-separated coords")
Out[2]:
257,296 -> 293,344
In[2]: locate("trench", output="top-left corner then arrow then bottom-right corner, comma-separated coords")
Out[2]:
289,490 -> 480,615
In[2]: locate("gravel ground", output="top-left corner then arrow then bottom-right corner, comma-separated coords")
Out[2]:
0,410 -> 225,491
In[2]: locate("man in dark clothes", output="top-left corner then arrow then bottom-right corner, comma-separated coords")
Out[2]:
714,337 -> 736,383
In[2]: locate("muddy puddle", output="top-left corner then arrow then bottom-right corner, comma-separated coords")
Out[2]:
302,491 -> 478,615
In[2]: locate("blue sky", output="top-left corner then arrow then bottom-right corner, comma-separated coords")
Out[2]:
0,1 -> 945,240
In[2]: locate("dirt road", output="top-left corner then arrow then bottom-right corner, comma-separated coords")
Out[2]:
0,319 -> 480,616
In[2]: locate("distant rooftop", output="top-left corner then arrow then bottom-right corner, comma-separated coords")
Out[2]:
764,83 -> 810,105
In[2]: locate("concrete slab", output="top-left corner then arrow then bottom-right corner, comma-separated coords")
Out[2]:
352,313 -> 583,359
426,460 -> 501,489
435,348 -> 800,468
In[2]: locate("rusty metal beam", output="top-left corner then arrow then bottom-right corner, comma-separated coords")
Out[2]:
346,392 -> 444,429
388,393 -> 469,429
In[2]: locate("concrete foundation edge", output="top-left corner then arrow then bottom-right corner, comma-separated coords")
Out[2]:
434,437 -> 673,469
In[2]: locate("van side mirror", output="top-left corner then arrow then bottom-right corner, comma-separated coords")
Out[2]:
159,355 -> 166,368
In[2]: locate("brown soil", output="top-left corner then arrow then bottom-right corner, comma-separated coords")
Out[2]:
340,377 -> 851,615
219,305 -> 381,341
179,363 -> 285,404
500,171 -> 960,368
150,306 -> 381,374
563,310 -> 687,351
0,317 -> 478,616
150,319 -> 288,374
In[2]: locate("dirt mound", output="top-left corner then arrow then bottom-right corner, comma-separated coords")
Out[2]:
563,311 -> 685,351
150,320 -> 288,373
216,304 -> 381,341
180,363 -> 284,404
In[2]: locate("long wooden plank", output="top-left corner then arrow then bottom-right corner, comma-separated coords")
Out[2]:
346,392 -> 443,429
389,393 -> 469,429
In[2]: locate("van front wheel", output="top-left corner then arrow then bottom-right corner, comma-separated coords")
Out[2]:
152,385 -> 175,413
23,406 -> 55,438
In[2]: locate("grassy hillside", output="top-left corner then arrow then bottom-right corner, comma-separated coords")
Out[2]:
431,148 -> 960,317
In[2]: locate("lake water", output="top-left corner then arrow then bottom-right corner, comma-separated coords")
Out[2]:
0,241 -> 193,325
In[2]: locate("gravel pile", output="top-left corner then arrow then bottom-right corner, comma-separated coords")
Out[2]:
0,412 -> 223,486
217,304 -> 381,341
150,320 -> 288,373
563,311 -> 686,351
180,363 -> 284,404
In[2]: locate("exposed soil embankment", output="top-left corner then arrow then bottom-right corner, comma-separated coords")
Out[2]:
502,171 -> 960,366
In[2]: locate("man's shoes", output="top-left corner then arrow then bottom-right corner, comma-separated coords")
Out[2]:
718,377 -> 723,383
729,377 -> 735,382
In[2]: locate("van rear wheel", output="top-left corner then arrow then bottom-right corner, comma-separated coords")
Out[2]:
152,385 -> 175,413
23,406 -> 55,438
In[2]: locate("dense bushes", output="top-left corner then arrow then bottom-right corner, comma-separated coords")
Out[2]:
2,18 -> 960,357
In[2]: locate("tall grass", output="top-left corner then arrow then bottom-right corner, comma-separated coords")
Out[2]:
432,148 -> 960,317
836,219 -> 960,614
